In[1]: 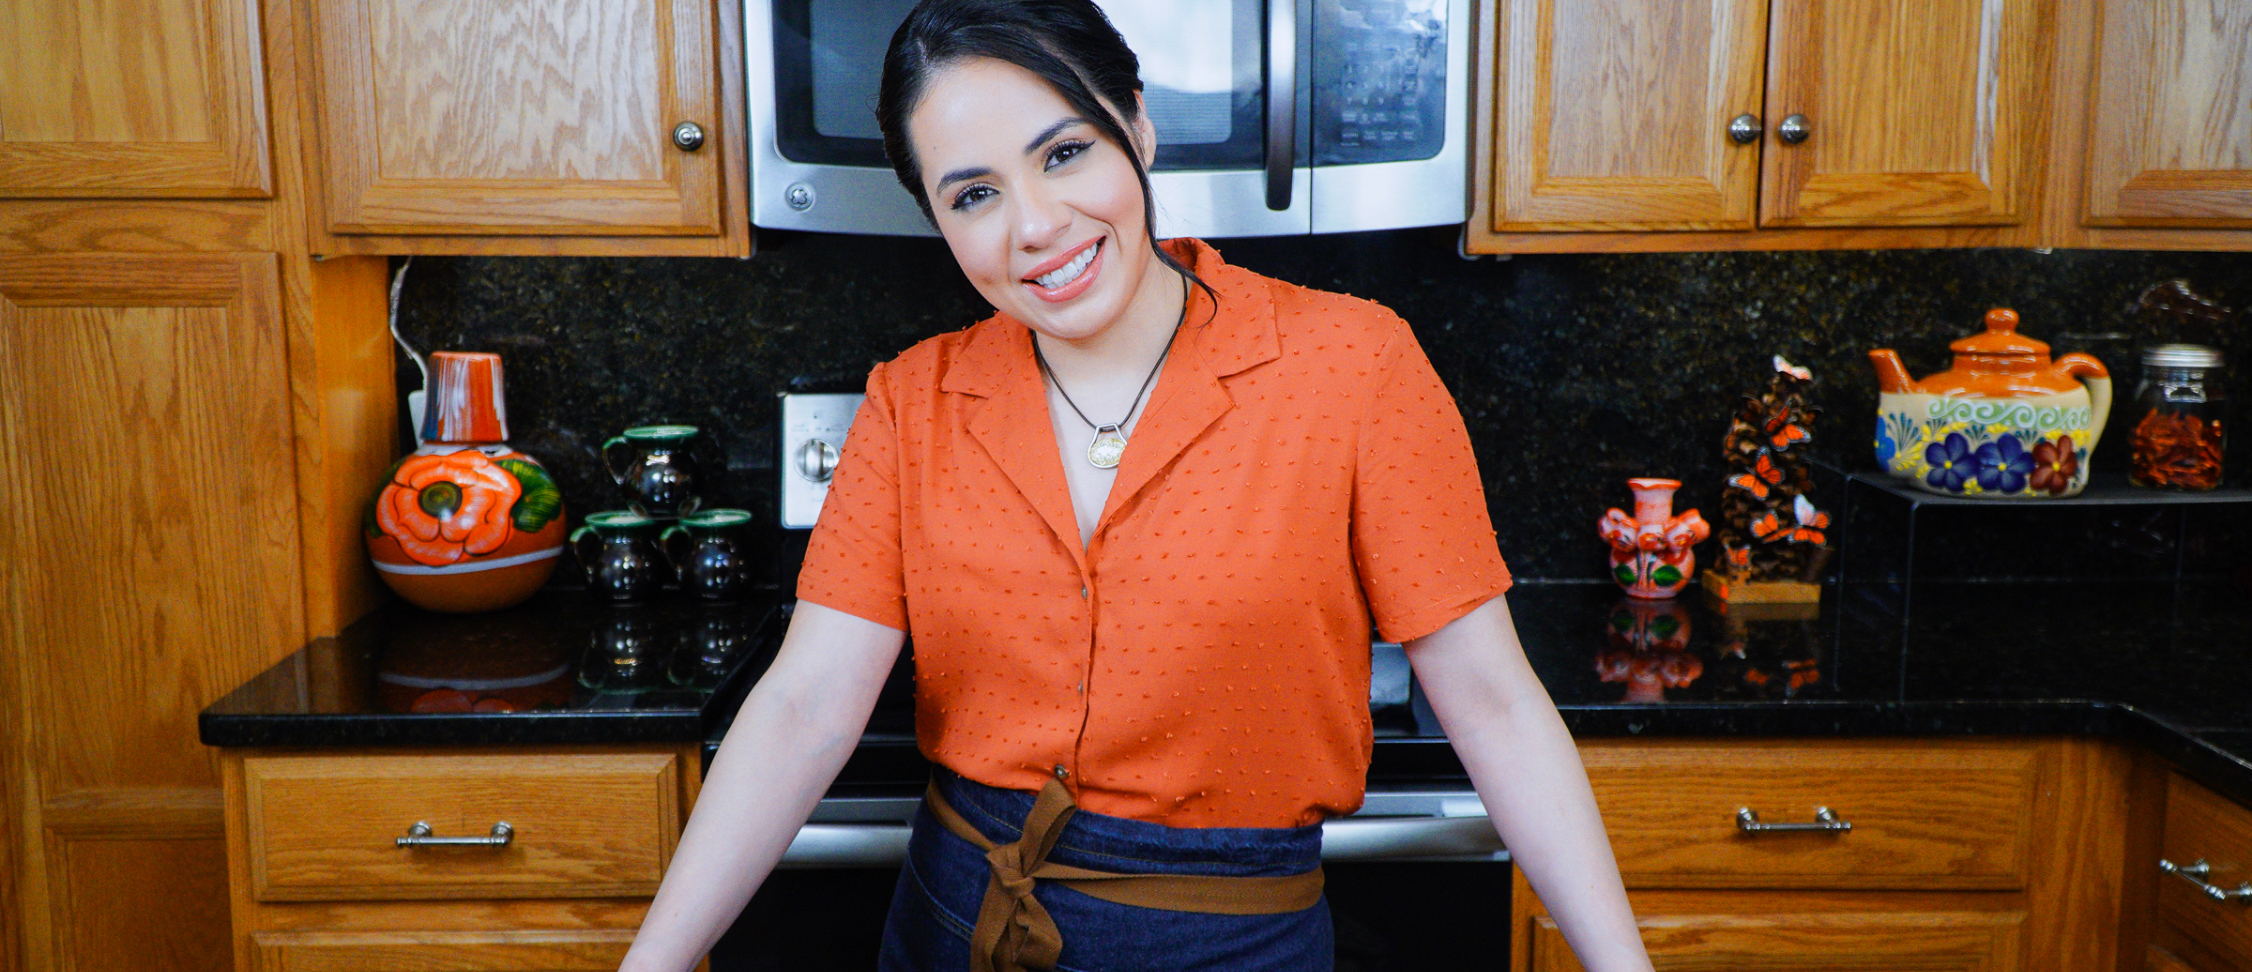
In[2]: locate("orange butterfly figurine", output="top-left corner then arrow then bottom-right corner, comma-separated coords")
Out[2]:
1751,494 -> 1829,546
1726,450 -> 1785,499
1763,409 -> 1813,450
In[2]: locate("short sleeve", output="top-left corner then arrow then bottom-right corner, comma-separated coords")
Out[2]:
1351,316 -> 1512,643
795,362 -> 910,631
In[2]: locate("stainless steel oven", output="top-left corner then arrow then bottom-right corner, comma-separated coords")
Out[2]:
744,0 -> 1471,237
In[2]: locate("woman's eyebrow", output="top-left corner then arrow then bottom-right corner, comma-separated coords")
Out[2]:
1023,117 -> 1088,154
933,166 -> 993,194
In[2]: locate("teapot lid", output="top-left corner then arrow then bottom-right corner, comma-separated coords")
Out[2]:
1948,309 -> 2049,359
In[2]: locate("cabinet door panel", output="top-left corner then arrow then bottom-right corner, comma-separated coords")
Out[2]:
1494,0 -> 1768,230
0,0 -> 272,197
251,930 -> 635,972
2083,0 -> 2252,226
0,252 -> 303,972
1761,0 -> 2041,226
1527,904 -> 2026,972
312,0 -> 720,235
2154,774 -> 2252,972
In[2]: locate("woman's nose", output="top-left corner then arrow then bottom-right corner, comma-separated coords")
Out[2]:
1010,183 -> 1070,252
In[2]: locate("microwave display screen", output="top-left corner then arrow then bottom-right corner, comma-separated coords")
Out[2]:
775,0 -> 1269,171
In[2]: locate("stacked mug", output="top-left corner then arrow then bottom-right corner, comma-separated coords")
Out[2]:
571,425 -> 756,603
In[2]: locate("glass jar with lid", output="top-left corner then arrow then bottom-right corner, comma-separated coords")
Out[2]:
2128,344 -> 2226,490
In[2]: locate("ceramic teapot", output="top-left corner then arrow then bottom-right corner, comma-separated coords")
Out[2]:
1868,309 -> 2111,498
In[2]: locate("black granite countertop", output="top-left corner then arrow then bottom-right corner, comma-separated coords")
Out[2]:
199,589 -> 783,747
201,578 -> 2252,807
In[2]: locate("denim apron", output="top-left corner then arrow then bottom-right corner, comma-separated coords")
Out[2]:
878,768 -> 1333,972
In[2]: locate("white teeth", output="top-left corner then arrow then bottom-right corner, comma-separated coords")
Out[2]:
1034,241 -> 1099,290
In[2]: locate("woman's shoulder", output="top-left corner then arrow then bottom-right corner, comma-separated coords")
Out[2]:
857,317 -> 1010,398
1204,257 -> 1415,376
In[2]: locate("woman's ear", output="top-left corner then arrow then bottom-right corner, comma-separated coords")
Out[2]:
1130,91 -> 1157,168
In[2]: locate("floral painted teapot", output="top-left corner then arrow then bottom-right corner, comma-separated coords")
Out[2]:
1868,309 -> 2111,498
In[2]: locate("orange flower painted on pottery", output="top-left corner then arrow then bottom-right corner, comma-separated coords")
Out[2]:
2028,435 -> 2081,496
377,452 -> 521,566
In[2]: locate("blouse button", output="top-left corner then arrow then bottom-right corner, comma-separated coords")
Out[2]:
1053,764 -> 1071,781
1080,587 -> 1089,599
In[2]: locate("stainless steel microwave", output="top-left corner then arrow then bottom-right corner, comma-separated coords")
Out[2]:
745,0 -> 1469,237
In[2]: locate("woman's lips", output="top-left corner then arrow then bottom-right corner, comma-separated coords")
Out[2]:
1022,237 -> 1104,304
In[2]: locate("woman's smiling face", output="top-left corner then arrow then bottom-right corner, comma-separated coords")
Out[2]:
907,56 -> 1164,344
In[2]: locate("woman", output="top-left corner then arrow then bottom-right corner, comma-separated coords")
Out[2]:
620,2 -> 1652,970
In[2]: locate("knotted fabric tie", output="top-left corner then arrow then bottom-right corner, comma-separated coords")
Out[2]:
922,778 -> 1327,972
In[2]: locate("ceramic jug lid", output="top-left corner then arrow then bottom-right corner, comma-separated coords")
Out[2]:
1948,309 -> 2049,360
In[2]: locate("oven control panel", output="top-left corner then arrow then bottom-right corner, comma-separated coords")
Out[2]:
780,392 -> 864,529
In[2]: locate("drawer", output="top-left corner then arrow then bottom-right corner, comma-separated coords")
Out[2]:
242,752 -> 683,902
1520,887 -> 2027,972
1582,741 -> 2042,890
2153,773 -> 2252,972
251,930 -> 634,971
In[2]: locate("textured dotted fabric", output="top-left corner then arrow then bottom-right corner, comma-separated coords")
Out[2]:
798,239 -> 1511,828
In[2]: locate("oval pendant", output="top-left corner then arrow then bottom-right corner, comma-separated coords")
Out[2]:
1087,425 -> 1127,469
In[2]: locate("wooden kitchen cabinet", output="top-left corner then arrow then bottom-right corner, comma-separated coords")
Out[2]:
0,0 -> 273,198
2081,0 -> 2252,229
1469,0 -> 2053,252
0,252 -> 305,972
220,746 -> 704,972
2141,773 -> 2252,972
298,0 -> 749,255
1512,738 -> 2128,972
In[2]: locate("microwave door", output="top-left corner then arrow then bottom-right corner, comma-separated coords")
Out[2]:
1308,0 -> 1469,234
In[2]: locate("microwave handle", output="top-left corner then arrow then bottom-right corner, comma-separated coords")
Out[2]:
1264,0 -> 1297,211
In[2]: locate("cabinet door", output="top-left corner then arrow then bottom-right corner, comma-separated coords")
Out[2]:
251,930 -> 635,971
1761,0 -> 2044,226
0,0 -> 272,197
2083,0 -> 2252,227
0,253 -> 304,972
1491,0 -> 1769,231
310,0 -> 721,236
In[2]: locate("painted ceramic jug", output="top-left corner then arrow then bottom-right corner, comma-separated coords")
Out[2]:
1868,309 -> 2112,498
1598,478 -> 1710,599
366,352 -> 567,613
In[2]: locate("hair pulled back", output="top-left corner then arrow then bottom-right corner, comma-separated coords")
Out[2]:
877,0 -> 1213,310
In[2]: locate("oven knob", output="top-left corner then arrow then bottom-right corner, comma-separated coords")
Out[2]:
796,439 -> 840,483
785,182 -> 816,212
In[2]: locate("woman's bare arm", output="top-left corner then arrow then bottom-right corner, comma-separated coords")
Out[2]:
618,601 -> 907,972
1404,595 -> 1653,972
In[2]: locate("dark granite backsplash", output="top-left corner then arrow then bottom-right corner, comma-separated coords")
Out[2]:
391,230 -> 2252,580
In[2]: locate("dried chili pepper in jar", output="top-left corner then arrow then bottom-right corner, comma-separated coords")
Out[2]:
2129,344 -> 2226,490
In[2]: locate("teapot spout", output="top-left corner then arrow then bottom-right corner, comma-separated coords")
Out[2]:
1867,349 -> 1914,394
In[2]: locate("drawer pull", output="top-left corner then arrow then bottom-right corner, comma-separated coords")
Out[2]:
2160,858 -> 2252,904
396,821 -> 514,848
1736,807 -> 1852,833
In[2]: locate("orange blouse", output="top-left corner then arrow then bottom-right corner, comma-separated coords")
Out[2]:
798,239 -> 1511,828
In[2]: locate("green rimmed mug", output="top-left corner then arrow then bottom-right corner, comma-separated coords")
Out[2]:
660,508 -> 756,602
569,510 -> 666,603
602,424 -> 701,518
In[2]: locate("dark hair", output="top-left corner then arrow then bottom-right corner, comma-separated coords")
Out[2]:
877,0 -> 1215,311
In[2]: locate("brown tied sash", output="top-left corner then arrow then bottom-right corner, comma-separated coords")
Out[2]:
922,778 -> 1326,972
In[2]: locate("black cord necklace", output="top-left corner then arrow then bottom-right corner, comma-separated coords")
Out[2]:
1032,280 -> 1188,470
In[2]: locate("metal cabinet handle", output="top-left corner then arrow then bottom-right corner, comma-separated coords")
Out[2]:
2161,858 -> 2252,904
1263,0 -> 1297,211
397,821 -> 514,848
1778,113 -> 1810,145
673,121 -> 706,152
1736,807 -> 1851,833
1727,113 -> 1763,145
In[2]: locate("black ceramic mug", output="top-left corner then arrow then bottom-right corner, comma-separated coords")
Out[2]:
661,508 -> 755,602
569,510 -> 667,603
602,425 -> 702,518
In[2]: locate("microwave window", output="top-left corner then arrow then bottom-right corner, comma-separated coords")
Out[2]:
773,0 -> 1269,171
810,0 -> 916,141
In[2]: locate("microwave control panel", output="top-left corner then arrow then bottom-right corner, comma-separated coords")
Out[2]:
1313,0 -> 1450,165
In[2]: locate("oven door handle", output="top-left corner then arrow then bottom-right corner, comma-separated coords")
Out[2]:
777,816 -> 1506,868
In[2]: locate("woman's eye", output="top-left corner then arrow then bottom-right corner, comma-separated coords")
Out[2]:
949,185 -> 995,211
1045,140 -> 1090,170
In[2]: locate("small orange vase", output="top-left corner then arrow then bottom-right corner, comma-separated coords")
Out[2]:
366,352 -> 567,613
1598,478 -> 1710,599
